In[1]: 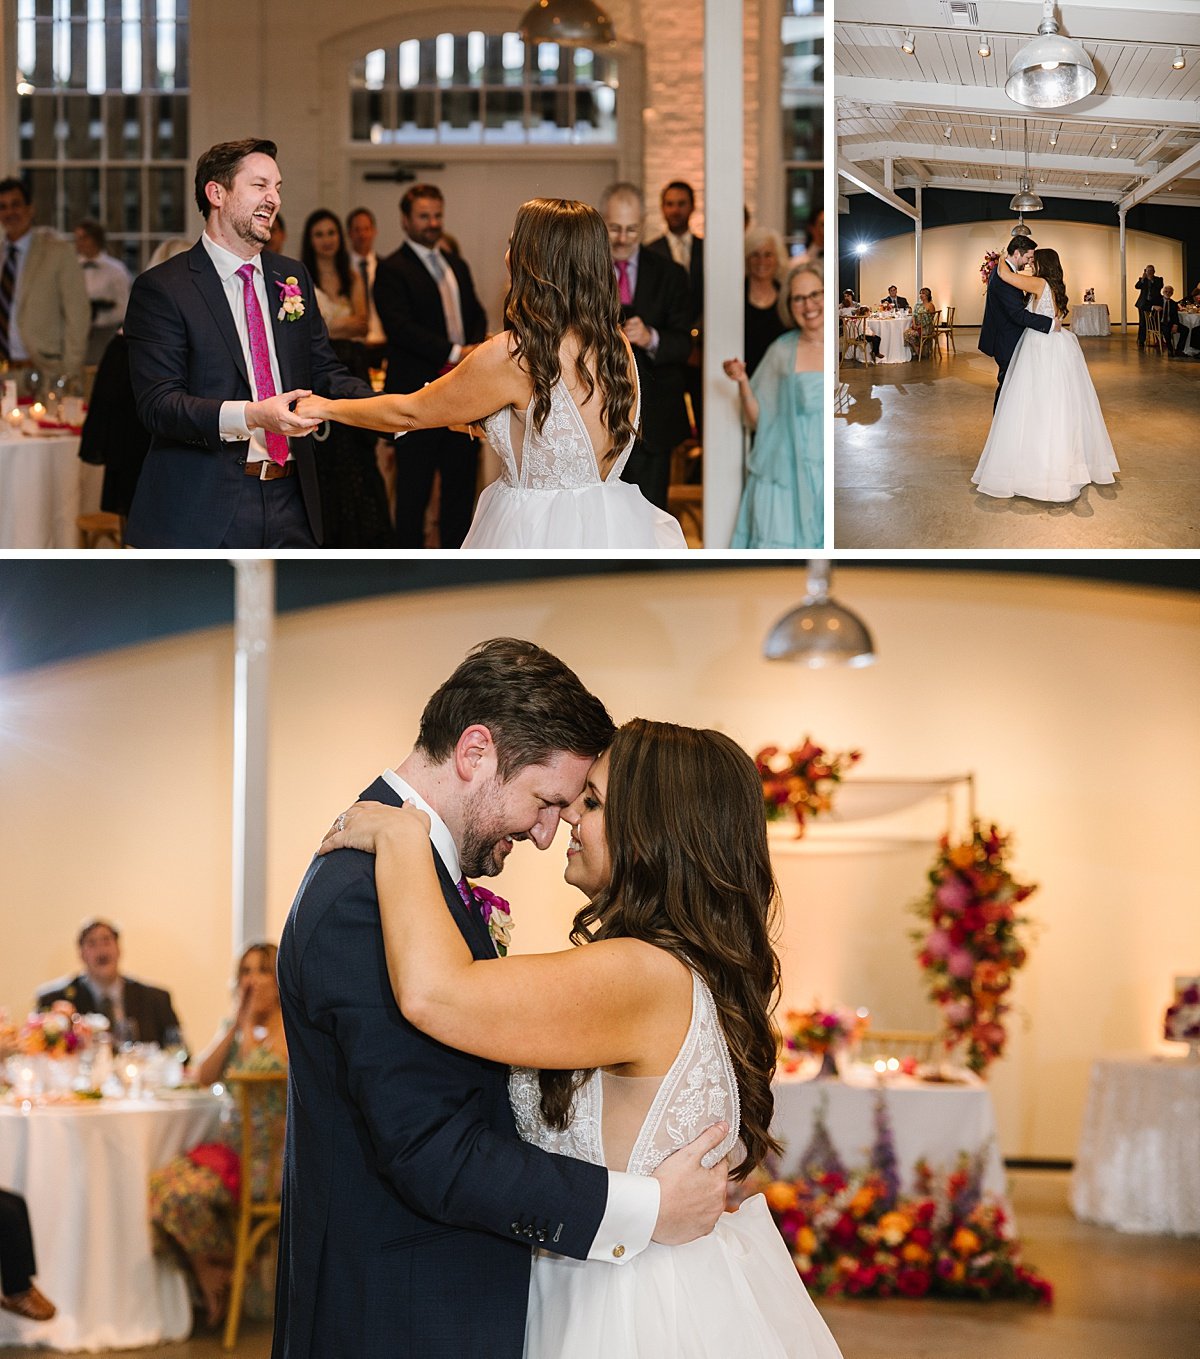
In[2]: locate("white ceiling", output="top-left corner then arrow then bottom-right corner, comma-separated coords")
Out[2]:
836,0 -> 1200,210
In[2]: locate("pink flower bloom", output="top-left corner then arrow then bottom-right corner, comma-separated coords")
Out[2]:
935,878 -> 971,913
925,929 -> 953,959
947,949 -> 976,979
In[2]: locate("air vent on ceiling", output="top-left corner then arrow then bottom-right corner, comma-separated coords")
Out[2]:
940,1 -> 980,25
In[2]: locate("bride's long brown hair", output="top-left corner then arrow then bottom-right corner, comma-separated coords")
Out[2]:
538,719 -> 783,1181
504,198 -> 637,460
1033,248 -> 1069,320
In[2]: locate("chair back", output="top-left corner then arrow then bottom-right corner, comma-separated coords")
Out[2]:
1145,309 -> 1164,352
859,1029 -> 942,1065
939,306 -> 956,329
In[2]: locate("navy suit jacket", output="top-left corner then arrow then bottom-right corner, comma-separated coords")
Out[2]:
645,233 -> 704,328
623,248 -> 692,455
123,240 -> 373,547
272,776 -> 608,1359
978,261 -> 1053,370
373,243 -> 487,396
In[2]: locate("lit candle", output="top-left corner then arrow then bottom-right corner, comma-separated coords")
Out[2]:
6,407 -> 24,429
29,402 -> 45,420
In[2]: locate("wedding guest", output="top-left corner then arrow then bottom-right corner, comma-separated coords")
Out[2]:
646,181 -> 704,430
798,206 -> 823,268
267,213 -> 286,255
346,207 -> 386,368
905,287 -> 938,351
0,1190 -> 56,1322
723,260 -> 823,548
1161,285 -> 1184,357
1134,264 -> 1163,348
36,918 -> 183,1048
301,210 -> 367,344
743,228 -> 786,377
839,288 -> 857,314
880,284 -> 909,311
75,218 -> 132,366
149,943 -> 287,1329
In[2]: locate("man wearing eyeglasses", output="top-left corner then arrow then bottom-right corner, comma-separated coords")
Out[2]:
599,182 -> 691,512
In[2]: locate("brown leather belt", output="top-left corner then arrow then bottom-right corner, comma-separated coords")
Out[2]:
244,460 -> 296,480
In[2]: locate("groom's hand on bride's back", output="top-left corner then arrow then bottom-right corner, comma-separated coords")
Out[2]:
650,1121 -> 729,1244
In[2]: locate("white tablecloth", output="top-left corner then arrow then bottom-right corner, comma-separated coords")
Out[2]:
0,1093 -> 223,1351
772,1068 -> 1008,1204
1072,302 -> 1111,336
1178,310 -> 1200,355
865,314 -> 912,363
1070,1056 -> 1200,1235
0,431 -> 101,548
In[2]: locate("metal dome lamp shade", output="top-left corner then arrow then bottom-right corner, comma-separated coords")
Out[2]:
1009,121 -> 1044,213
1005,1 -> 1096,109
763,562 -> 876,669
519,0 -> 616,47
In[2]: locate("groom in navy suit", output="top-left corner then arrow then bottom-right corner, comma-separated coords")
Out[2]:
979,235 -> 1057,412
124,139 -> 375,547
272,640 -> 729,1359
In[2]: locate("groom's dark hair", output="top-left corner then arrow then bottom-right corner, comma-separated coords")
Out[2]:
195,138 -> 279,218
416,638 -> 615,779
1008,235 -> 1037,254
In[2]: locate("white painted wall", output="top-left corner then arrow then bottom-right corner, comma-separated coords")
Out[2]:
2,566 -> 1197,1162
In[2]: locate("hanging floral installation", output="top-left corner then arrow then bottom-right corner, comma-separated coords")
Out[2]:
911,823 -> 1038,1074
755,739 -> 863,836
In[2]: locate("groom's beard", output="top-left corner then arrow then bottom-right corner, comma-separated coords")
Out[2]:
459,782 -> 523,878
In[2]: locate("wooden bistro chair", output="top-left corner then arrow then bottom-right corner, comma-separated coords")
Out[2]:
75,511 -> 124,548
915,313 -> 939,361
841,314 -> 871,365
1145,309 -> 1164,355
935,306 -> 956,355
223,1070 -> 288,1350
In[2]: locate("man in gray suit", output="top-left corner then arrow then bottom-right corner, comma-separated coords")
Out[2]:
0,178 -> 89,379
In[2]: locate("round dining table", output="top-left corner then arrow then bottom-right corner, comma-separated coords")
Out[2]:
1178,309 -> 1200,355
1071,302 -> 1111,337
0,1091 -> 223,1351
865,313 -> 912,363
0,428 -> 101,548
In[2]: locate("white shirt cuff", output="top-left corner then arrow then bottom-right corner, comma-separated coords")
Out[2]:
645,327 -> 660,359
448,343 -> 462,365
220,400 -> 251,441
587,1171 -> 659,1264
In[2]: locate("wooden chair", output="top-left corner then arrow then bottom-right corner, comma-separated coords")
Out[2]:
841,314 -> 871,365
935,306 -> 956,355
222,1070 -> 288,1351
914,312 -> 940,361
1145,309 -> 1164,354
859,1029 -> 942,1065
76,511 -> 124,548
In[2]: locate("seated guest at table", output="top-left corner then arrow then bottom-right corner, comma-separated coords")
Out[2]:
839,288 -> 857,314
0,1188 -> 56,1322
880,284 -> 909,311
1160,286 -> 1184,357
743,228 -> 787,377
149,942 -> 287,1329
905,287 -> 937,349
35,917 -> 184,1049
1190,283 -> 1200,305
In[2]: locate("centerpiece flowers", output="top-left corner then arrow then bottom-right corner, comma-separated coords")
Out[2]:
911,823 -> 1037,1074
781,1005 -> 869,1077
755,739 -> 862,837
18,1004 -> 90,1058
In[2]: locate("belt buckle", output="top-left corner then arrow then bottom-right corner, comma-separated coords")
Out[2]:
258,460 -> 271,481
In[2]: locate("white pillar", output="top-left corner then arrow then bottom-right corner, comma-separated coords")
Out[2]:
703,0 -> 746,548
914,185 -> 923,295
231,560 -> 274,952
1118,209 -> 1127,334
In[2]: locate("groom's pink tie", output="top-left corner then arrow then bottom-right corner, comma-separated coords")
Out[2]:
237,262 -> 289,466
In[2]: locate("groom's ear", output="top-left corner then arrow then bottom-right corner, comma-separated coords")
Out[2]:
453,724 -> 498,785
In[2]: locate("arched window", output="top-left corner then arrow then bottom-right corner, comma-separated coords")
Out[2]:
784,0 -> 823,253
350,32 -> 618,146
15,0 -> 190,271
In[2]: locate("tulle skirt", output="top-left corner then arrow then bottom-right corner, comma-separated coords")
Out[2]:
524,1194 -> 843,1359
972,327 -> 1119,501
462,480 -> 687,549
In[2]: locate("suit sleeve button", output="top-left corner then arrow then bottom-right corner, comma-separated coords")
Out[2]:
612,1244 -> 625,1258
510,1223 -> 522,1235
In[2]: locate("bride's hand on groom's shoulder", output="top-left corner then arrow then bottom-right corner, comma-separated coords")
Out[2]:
318,799 -> 431,856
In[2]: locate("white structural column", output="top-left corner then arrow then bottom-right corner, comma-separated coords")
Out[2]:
914,185 -> 923,295
703,0 -> 746,548
231,560 -> 274,952
1119,209 -> 1127,334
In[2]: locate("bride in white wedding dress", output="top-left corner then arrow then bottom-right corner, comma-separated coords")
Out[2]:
322,719 -> 844,1359
297,199 -> 686,549
972,248 -> 1119,501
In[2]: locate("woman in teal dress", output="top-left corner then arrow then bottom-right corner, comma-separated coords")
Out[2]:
723,260 -> 824,548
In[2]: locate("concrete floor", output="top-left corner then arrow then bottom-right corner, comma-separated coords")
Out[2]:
4,1172 -> 1196,1358
834,333 -> 1200,549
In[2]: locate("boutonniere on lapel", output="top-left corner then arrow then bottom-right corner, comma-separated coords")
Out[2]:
470,886 -> 513,957
276,276 -> 305,322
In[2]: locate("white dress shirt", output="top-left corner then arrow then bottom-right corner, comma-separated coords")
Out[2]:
407,238 -> 465,364
79,251 -> 132,327
351,250 -> 385,346
202,232 -> 290,466
379,768 -> 660,1263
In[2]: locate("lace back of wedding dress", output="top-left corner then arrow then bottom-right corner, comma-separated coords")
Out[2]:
508,970 -> 741,1176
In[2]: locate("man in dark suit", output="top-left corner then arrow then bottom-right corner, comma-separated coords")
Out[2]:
601,183 -> 691,511
880,285 -> 910,311
35,917 -> 183,1049
1160,284 -> 1184,356
123,138 -> 375,548
646,181 -> 704,438
1133,264 -> 1164,349
272,639 -> 727,1359
978,236 -> 1056,412
373,184 -> 488,548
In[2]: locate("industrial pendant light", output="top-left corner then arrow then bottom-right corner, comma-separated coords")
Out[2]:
1009,121 -> 1044,213
763,562 -> 876,669
1005,1 -> 1096,109
518,0 -> 616,47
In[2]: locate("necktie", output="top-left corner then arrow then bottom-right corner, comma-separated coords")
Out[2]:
236,262 -> 289,466
0,245 -> 17,363
358,258 -> 370,303
427,250 -> 465,347
615,258 -> 633,307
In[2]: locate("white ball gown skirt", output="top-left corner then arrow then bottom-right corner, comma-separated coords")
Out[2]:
524,1194 -> 843,1359
462,480 -> 687,549
971,327 -> 1119,501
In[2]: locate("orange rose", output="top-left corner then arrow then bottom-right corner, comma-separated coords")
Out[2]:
796,1226 -> 817,1256
765,1181 -> 799,1213
952,1227 -> 981,1256
949,845 -> 977,870
878,1211 -> 913,1246
849,1186 -> 877,1218
901,1242 -> 931,1265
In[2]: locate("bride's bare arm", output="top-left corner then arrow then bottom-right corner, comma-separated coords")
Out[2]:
997,258 -> 1043,295
319,801 -> 684,1070
295,333 -> 530,433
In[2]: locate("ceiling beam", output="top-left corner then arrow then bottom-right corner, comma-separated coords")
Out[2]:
841,140 -> 1148,178
838,76 -> 1200,130
1118,141 -> 1200,210
1135,128 -> 1179,166
837,155 -> 921,220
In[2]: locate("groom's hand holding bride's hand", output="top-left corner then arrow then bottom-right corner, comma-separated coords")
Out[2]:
650,1120 -> 730,1244
293,394 -> 330,424
318,800 -> 432,856
246,390 -> 323,435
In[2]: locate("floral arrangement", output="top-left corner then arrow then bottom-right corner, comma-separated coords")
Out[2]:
755,739 -> 862,834
1083,287 -> 1096,303
782,1005 -> 869,1061
276,276 -> 305,322
980,250 -> 1001,287
472,886 -> 513,957
911,823 -> 1037,1074
1164,978 -> 1200,1044
18,1006 -> 89,1058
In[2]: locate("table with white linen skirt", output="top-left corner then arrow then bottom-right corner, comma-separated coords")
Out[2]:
1070,1055 -> 1200,1235
0,1092 -> 223,1351
1178,309 -> 1200,354
1071,302 -> 1111,336
865,314 -> 912,363
0,430 -> 101,548
772,1066 -> 1009,1204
